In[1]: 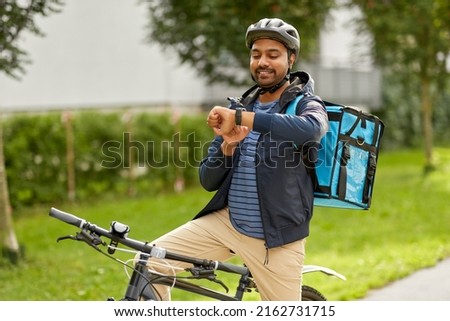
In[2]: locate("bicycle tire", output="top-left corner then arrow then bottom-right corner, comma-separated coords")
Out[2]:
301,285 -> 327,301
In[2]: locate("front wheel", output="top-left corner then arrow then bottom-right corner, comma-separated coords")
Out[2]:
301,285 -> 327,301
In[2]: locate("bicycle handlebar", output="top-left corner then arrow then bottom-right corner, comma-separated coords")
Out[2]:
49,207 -> 87,228
49,207 -> 249,276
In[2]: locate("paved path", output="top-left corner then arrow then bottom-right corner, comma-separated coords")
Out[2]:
361,258 -> 450,300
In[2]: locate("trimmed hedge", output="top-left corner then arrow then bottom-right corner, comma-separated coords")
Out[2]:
3,109 -> 212,209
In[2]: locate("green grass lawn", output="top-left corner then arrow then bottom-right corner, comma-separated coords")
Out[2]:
1,148 -> 450,301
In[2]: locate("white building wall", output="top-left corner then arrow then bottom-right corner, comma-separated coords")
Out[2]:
0,0 -> 207,112
312,3 -> 381,109
319,3 -> 373,70
0,0 -> 380,113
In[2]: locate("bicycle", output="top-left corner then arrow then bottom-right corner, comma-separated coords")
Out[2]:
49,207 -> 345,301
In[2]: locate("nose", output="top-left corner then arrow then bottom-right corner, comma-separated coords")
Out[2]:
258,55 -> 269,67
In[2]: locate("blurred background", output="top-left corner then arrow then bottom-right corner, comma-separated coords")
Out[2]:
0,0 -> 449,301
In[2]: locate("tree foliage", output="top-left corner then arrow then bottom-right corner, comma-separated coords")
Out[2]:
350,0 -> 449,76
0,0 -> 64,79
349,0 -> 450,170
141,0 -> 335,86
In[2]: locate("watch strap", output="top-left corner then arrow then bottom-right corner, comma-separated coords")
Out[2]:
235,107 -> 245,126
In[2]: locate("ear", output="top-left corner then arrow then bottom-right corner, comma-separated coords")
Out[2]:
289,53 -> 296,68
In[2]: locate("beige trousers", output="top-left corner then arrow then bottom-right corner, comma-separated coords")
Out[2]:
139,207 -> 305,301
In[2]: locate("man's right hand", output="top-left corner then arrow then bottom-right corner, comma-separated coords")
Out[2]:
207,106 -> 236,135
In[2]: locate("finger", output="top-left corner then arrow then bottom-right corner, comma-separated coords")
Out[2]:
213,127 -> 222,136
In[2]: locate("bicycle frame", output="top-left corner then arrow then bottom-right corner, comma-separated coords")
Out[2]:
122,252 -> 252,301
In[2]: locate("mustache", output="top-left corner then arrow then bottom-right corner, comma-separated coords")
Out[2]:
256,68 -> 274,73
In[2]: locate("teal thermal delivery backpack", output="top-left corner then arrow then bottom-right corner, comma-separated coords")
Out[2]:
286,95 -> 385,210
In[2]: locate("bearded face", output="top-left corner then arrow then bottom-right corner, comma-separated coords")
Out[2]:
249,38 -> 294,90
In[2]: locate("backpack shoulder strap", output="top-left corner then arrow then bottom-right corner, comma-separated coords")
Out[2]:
285,94 -> 304,115
285,94 -> 318,189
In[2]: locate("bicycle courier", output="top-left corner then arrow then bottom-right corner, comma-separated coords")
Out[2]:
286,95 -> 385,210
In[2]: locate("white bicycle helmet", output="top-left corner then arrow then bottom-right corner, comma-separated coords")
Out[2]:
245,18 -> 300,55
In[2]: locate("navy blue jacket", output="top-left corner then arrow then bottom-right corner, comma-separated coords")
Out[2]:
194,71 -> 328,248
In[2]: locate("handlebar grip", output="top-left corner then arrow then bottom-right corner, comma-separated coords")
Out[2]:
49,207 -> 86,228
216,261 -> 249,276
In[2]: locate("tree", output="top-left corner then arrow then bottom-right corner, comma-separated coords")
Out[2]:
348,0 -> 450,172
0,0 -> 64,79
142,0 -> 336,86
0,0 -> 64,262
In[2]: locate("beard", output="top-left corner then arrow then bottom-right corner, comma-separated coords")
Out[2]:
252,67 -> 286,89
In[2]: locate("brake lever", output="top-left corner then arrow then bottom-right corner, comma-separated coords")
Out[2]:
57,230 -> 105,248
211,277 -> 229,293
186,266 -> 230,293
56,235 -> 78,242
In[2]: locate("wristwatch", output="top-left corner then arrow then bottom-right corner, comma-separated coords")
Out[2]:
235,107 -> 245,126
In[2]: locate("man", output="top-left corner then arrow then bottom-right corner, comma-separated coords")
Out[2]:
145,18 -> 328,301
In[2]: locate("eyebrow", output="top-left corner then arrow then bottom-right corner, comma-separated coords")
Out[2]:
251,48 -> 282,54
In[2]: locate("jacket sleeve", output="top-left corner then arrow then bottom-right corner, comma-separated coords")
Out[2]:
252,96 -> 328,146
198,136 -> 234,192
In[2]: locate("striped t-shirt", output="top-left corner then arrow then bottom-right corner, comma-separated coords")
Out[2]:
228,99 -> 279,238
